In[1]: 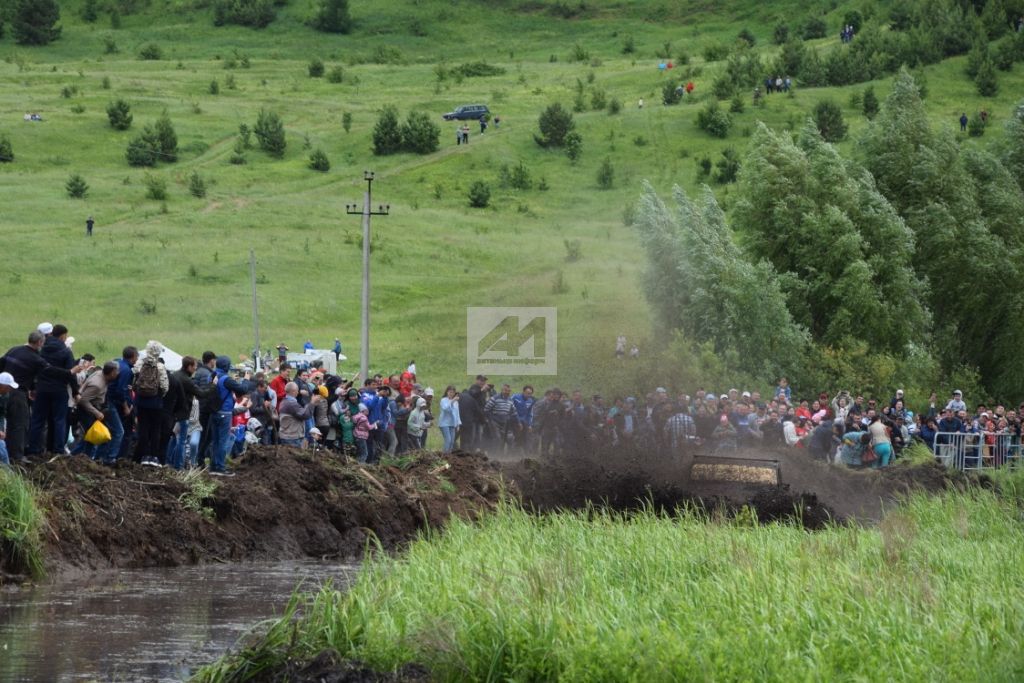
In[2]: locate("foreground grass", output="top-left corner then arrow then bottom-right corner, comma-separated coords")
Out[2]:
197,489 -> 1024,682
0,468 -> 46,580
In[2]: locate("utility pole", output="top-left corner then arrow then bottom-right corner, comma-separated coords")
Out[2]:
249,248 -> 261,371
346,171 -> 390,380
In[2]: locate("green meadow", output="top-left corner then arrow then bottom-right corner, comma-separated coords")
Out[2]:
3,0 -> 1023,387
197,480 -> 1024,682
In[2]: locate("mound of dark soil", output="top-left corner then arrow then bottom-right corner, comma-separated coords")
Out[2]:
4,448 -> 504,581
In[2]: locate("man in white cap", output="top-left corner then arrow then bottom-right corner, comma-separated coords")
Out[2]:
0,372 -> 18,466
37,322 -> 53,336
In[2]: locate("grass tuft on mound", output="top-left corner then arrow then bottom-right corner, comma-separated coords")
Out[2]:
0,468 -> 47,580
198,490 -> 1024,681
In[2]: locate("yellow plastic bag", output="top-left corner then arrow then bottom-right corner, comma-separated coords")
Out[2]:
84,419 -> 112,446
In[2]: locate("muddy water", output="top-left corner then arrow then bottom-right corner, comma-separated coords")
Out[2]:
0,561 -> 357,682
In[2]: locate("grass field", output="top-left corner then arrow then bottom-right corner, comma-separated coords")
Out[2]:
196,481 -> 1024,682
3,0 -> 1024,389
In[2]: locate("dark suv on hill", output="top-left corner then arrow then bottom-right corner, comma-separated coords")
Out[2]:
442,104 -> 490,121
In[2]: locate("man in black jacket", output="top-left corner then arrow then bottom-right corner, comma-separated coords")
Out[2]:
0,331 -> 80,463
194,351 -> 218,468
27,324 -> 80,456
168,356 -> 216,470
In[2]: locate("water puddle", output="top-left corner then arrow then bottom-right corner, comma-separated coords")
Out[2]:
0,560 -> 357,682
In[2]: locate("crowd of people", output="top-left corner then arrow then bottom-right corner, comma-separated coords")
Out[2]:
1,324 -> 1021,475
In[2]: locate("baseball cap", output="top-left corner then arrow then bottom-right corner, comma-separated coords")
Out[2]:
309,427 -> 322,436
953,389 -> 962,395
0,372 -> 19,389
37,322 -> 53,335
425,387 -> 435,397
741,391 -> 751,398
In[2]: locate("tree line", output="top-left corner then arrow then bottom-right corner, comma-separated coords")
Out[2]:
634,70 -> 1024,402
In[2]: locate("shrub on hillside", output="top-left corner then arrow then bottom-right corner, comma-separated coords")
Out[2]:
308,58 -> 324,77
400,111 -> 440,154
126,127 -> 160,166
802,17 -> 827,40
65,173 -> 89,198
138,43 -> 162,60
590,88 -> 607,111
607,97 -> 622,115
372,106 -> 402,155
126,114 -> 176,166
254,109 -> 286,157
662,81 -> 682,105
308,148 -> 330,171
12,0 -> 62,46
737,28 -> 756,46
106,99 -> 132,129
976,59 -> 999,96
862,86 -> 879,119
499,161 -> 532,190
696,100 -> 732,138
534,102 -> 574,148
214,0 -> 276,28
813,100 -> 847,142
312,0 -> 352,34
468,180 -> 490,208
713,147 -> 740,184
452,62 -> 506,78
564,131 -> 582,163
702,44 -> 730,62
773,23 -> 789,45
968,113 -> 986,137
154,113 -> 178,162
0,135 -> 13,163
188,171 -> 207,197
143,173 -> 167,200
327,66 -> 344,83
597,157 -> 614,189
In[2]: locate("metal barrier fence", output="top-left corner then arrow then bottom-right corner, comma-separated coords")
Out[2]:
933,432 -> 1023,471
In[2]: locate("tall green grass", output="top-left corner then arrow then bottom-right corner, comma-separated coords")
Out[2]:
198,491 -> 1024,682
0,468 -> 47,579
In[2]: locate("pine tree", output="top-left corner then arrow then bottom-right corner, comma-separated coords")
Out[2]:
12,0 -> 62,45
254,109 -> 286,157
862,87 -> 879,119
371,105 -> 402,155
154,113 -> 177,162
975,58 -> 999,96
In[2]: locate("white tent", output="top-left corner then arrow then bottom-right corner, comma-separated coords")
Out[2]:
149,340 -> 183,372
285,349 -> 344,375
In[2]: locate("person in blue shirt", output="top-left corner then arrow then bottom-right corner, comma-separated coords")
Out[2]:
332,338 -> 342,362
303,340 -> 314,352
512,385 -> 536,452
96,346 -> 138,465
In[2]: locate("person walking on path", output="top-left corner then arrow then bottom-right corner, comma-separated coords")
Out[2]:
86,216 -> 94,237
960,113 -> 968,132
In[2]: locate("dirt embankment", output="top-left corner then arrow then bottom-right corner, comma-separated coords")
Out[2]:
3,448 -> 504,582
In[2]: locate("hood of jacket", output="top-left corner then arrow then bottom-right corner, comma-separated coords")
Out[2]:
216,355 -> 232,372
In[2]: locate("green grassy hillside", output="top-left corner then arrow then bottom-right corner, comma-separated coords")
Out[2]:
3,0 -> 1022,387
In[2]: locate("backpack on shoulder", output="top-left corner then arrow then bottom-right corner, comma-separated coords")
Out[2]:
134,360 -> 161,398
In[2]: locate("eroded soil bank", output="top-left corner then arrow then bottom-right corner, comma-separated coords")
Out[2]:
2,447 -> 503,581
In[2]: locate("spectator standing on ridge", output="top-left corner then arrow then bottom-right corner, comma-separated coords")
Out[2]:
194,351 -> 218,468
86,216 -> 94,237
132,341 -> 169,467
276,343 -> 289,366
333,338 -> 342,362
512,385 -> 535,452
0,372 -> 19,466
438,385 -> 461,453
169,356 -> 216,469
0,331 -> 80,464
27,324 -> 80,457
207,356 -> 250,475
960,113 -> 968,131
